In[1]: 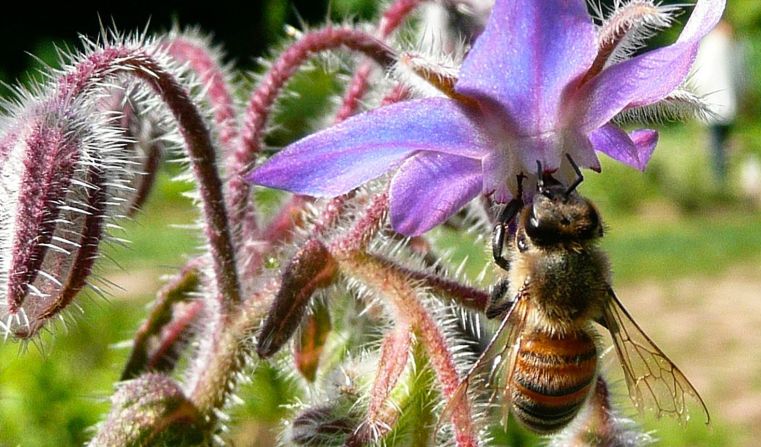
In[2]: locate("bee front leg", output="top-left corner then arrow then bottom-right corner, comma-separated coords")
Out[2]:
492,196 -> 523,271
485,278 -> 514,319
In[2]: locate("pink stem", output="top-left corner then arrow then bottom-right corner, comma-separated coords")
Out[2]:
339,253 -> 478,446
330,192 -> 389,254
334,0 -> 425,122
164,36 -> 239,155
61,47 -> 243,308
379,0 -> 427,37
372,254 -> 489,311
230,27 -> 395,239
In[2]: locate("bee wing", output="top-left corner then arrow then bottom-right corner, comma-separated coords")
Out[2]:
602,287 -> 710,424
438,280 -> 531,430
488,305 -> 526,427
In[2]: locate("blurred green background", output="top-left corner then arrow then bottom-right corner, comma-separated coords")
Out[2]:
2,1 -> 761,446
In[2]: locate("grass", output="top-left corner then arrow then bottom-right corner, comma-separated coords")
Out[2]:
603,208 -> 761,283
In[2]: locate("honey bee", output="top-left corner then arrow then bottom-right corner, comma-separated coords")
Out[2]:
456,156 -> 709,434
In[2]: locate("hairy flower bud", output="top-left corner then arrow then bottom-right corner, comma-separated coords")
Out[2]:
257,238 -> 338,358
1,97 -> 136,338
89,373 -> 205,447
290,405 -> 356,446
105,86 -> 164,216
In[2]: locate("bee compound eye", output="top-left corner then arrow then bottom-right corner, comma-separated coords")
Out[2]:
517,233 -> 529,252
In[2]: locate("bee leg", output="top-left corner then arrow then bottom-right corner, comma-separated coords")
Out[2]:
485,278 -> 514,319
492,197 -> 523,271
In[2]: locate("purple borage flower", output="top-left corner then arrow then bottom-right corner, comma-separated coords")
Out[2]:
247,0 -> 725,236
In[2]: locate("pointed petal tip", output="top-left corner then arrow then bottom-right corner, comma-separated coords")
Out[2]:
590,125 -> 659,171
576,0 -> 726,131
630,129 -> 659,171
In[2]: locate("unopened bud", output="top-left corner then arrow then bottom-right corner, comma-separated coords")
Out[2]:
106,86 -> 164,216
89,373 -> 205,446
1,100 -> 135,337
257,239 -> 337,357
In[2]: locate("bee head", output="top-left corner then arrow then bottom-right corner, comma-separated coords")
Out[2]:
519,159 -> 603,248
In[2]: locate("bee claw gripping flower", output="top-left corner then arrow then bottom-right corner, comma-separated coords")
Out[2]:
247,0 -> 724,236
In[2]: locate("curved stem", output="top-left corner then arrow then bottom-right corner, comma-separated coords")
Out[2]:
53,45 -> 242,308
163,35 -> 239,155
185,279 -> 278,421
335,0 -> 425,122
339,253 -> 478,446
230,27 -> 396,240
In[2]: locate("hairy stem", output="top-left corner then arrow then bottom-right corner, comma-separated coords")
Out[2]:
584,1 -> 676,83
54,45 -> 242,308
334,0 -> 424,121
185,279 -> 278,422
371,253 -> 489,311
339,253 -> 478,447
330,191 -> 389,254
230,27 -> 396,242
164,35 -> 239,154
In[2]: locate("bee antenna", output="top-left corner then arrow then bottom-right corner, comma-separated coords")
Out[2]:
564,154 -> 583,197
536,160 -> 544,193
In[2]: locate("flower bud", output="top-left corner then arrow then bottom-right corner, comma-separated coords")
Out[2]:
89,373 -> 205,446
1,95 -> 138,337
257,239 -> 337,358
103,86 -> 164,216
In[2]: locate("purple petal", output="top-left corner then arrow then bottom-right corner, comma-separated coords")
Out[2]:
574,0 -> 725,131
455,0 -> 597,136
481,149 -> 512,202
564,131 -> 601,172
589,124 -> 658,170
246,98 -> 491,196
389,152 -> 482,236
629,129 -> 659,165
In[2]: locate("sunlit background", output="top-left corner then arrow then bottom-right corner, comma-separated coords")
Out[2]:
1,1 -> 760,446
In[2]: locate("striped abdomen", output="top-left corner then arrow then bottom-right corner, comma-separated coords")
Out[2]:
510,329 -> 597,433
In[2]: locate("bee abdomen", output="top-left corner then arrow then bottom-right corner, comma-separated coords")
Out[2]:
511,329 -> 597,434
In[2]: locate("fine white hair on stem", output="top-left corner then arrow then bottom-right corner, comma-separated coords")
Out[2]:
595,0 -> 684,68
614,86 -> 714,125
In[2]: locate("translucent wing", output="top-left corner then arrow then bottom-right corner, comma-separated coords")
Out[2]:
439,280 -> 531,429
602,287 -> 710,424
